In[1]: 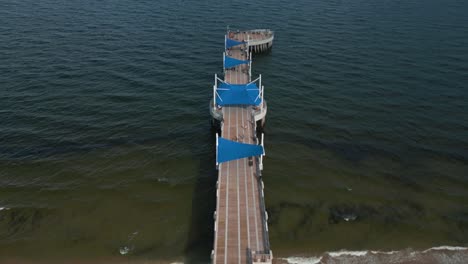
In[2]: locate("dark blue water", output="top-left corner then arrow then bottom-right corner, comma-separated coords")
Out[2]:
1,0 -> 468,263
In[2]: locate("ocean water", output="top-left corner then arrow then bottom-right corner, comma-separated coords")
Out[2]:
1,0 -> 468,263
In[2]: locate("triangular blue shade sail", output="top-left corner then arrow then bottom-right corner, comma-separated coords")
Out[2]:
217,137 -> 264,164
216,82 -> 261,106
224,55 -> 250,69
226,38 -> 245,49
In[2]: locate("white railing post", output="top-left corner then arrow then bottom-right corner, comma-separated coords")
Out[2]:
260,133 -> 265,170
249,49 -> 252,82
260,156 -> 263,171
261,85 -> 265,110
259,74 -> 262,92
216,133 -> 219,170
214,74 -> 217,110
223,52 -> 225,72
224,34 -> 227,51
213,85 -> 216,111
261,133 -> 265,155
247,35 -> 251,81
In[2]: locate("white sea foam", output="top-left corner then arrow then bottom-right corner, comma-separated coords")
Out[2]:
282,246 -> 468,264
119,246 -> 131,255
327,250 -> 368,257
157,177 -> 169,183
282,256 -> 322,264
370,250 -> 398,255
0,207 -> 10,211
424,246 -> 468,252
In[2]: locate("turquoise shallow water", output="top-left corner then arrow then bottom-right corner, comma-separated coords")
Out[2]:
1,0 -> 468,263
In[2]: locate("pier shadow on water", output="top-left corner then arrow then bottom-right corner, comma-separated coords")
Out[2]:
184,125 -> 218,264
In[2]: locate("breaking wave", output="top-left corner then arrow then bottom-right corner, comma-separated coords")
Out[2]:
281,246 -> 468,264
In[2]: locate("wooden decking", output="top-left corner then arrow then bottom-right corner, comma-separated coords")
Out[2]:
227,30 -> 274,43
212,32 -> 272,264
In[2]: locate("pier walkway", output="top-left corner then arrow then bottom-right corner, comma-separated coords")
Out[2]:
210,29 -> 274,264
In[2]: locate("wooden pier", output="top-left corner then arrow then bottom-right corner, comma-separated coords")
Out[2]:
210,30 -> 274,264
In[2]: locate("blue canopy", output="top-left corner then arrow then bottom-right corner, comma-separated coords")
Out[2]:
226,38 -> 245,49
224,55 -> 250,69
216,82 -> 261,106
217,137 -> 264,164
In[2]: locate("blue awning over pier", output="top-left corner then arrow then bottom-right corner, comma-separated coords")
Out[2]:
226,38 -> 245,49
224,55 -> 250,69
217,137 -> 264,164
216,82 -> 261,106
